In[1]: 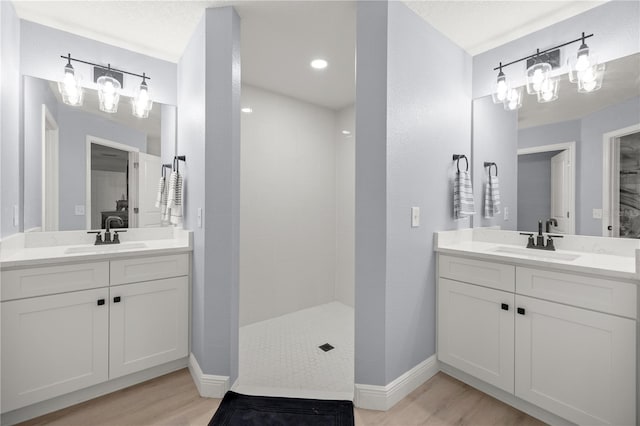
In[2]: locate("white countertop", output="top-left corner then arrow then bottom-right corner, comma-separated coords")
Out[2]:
0,228 -> 192,269
435,228 -> 640,282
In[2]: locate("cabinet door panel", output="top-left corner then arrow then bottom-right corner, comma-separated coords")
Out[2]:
1,288 -> 109,412
438,278 -> 515,393
515,295 -> 636,426
109,277 -> 188,379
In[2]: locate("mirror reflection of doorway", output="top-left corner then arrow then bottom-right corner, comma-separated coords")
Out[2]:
517,142 -> 576,234
605,126 -> 640,238
90,143 -> 130,230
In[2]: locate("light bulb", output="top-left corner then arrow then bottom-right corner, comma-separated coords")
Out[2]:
496,80 -> 507,101
576,53 -> 590,71
131,78 -> 153,118
532,69 -> 543,91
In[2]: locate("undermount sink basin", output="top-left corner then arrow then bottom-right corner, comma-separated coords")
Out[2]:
64,242 -> 148,254
492,246 -> 581,261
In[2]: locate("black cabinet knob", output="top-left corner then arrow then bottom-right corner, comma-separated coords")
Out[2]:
114,296 -> 121,303
97,299 -> 105,306
517,307 -> 526,315
501,303 -> 509,311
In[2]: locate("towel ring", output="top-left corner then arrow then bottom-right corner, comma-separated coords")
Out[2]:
453,154 -> 468,173
484,162 -> 498,177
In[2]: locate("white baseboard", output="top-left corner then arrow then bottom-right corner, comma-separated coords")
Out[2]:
188,353 -> 230,398
354,354 -> 439,411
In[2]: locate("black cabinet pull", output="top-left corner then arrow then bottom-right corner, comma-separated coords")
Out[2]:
97,299 -> 105,306
114,296 -> 121,303
501,303 -> 509,311
517,307 -> 525,315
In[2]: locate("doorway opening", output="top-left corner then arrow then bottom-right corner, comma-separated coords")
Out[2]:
517,141 -> 576,234
603,124 -> 640,237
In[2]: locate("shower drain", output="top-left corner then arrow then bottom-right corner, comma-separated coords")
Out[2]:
319,343 -> 334,352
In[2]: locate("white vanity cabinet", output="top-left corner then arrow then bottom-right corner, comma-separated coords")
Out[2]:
437,254 -> 637,426
1,252 -> 190,413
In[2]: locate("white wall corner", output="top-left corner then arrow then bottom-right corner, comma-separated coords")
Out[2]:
188,353 -> 230,398
354,354 -> 439,411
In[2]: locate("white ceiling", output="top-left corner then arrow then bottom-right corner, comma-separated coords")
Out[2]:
12,0 -> 610,110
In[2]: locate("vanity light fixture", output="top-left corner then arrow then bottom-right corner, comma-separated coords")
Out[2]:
57,53 -> 84,106
132,73 -> 153,118
491,63 -> 509,104
97,66 -> 121,113
491,32 -> 601,110
58,54 -> 152,117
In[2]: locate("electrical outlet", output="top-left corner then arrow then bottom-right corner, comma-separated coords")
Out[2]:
197,208 -> 203,228
13,205 -> 19,227
592,208 -> 603,219
504,206 -> 510,221
411,207 -> 420,227
75,205 -> 85,215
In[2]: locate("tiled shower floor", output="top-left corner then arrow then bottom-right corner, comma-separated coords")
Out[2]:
233,301 -> 354,400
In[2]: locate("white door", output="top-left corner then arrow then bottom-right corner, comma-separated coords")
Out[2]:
438,278 -> 515,393
1,288 -> 109,412
43,105 -> 59,231
137,152 -> 162,228
514,295 -> 636,426
550,150 -> 570,233
109,276 -> 188,379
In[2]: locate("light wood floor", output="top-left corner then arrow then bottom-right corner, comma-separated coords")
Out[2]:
19,369 -> 545,426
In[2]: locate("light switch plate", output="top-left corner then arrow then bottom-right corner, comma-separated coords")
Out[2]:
411,207 -> 420,227
197,208 -> 203,228
75,205 -> 85,215
504,206 -> 510,221
592,208 -> 603,219
13,205 -> 19,227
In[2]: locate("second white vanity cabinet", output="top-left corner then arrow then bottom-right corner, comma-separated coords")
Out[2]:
438,254 -> 637,426
1,253 -> 189,413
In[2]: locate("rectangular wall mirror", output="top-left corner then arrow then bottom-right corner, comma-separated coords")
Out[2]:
473,52 -> 640,237
23,75 -> 177,232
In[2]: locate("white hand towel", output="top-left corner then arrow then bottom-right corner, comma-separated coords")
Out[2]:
454,170 -> 476,219
484,174 -> 501,218
164,171 -> 176,223
155,176 -> 165,208
167,171 -> 183,226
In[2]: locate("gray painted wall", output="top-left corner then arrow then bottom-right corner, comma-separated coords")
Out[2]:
57,105 -> 147,231
517,151 -> 561,232
472,1 -> 640,99
178,7 -> 241,379
23,76 -> 59,231
355,1 -> 472,386
1,0 -> 21,238
472,96 -> 518,230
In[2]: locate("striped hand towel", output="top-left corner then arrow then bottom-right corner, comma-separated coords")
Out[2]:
167,170 -> 183,226
454,171 -> 476,219
155,176 -> 165,208
484,174 -> 501,218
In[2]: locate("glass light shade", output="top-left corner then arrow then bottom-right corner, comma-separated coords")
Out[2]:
536,77 -> 559,103
578,62 -> 605,93
503,87 -> 523,111
132,81 -> 153,118
97,75 -> 121,113
57,64 -> 84,106
568,44 -> 594,83
491,71 -> 509,104
526,62 -> 551,94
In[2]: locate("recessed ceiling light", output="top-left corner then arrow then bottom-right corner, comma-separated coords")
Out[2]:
310,59 -> 328,70
241,107 -> 253,113
341,130 -> 351,135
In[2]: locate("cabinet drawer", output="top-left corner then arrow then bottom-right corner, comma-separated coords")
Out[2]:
110,254 -> 188,285
516,267 -> 637,319
439,255 -> 515,292
1,262 -> 109,301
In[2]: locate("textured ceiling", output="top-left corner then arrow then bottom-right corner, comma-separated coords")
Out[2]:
12,0 -> 609,110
